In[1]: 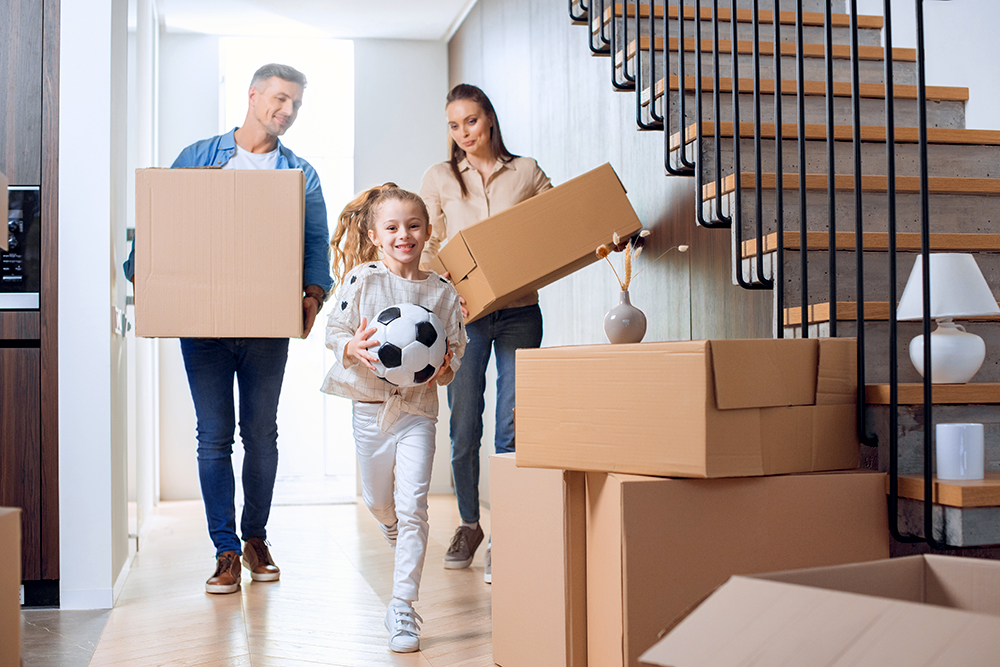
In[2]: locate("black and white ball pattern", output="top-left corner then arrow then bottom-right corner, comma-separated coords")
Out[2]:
370,303 -> 448,388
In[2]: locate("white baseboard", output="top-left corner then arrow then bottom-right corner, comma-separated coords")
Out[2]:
59,588 -> 114,610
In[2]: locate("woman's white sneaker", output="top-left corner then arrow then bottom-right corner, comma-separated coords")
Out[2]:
384,599 -> 422,653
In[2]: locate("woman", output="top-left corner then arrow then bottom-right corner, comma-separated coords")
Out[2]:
419,83 -> 552,583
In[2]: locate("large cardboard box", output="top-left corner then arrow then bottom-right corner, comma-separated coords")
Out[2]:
588,470 -> 889,667
1,171 -> 8,252
641,555 -> 1000,666
516,337 -> 860,478
428,163 -> 642,323
134,168 -> 305,338
491,454 -> 587,667
0,508 -> 21,667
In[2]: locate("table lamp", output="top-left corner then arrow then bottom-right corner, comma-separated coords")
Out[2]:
897,253 -> 1000,384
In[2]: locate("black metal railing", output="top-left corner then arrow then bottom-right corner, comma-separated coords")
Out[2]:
588,0 -> 980,549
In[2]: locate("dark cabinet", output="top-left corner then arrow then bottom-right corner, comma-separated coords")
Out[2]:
0,0 -> 44,185
0,347 -> 41,579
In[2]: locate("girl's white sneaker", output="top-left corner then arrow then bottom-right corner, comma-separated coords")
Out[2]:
385,598 -> 422,653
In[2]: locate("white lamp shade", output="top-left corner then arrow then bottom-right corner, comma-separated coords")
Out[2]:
897,253 -> 1000,321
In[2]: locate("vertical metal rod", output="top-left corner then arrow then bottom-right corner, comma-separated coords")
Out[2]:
678,0 -> 698,170
636,0 -> 664,129
774,1 -> 785,336
695,0 -> 730,228
915,0 -> 942,550
589,0 -> 611,54
825,0 -> 838,337
712,0 -> 734,224
570,0 -> 588,23
611,0 -> 636,89
650,1 -> 665,124
665,1 -> 695,175
751,0 -> 772,286
796,0 -> 809,335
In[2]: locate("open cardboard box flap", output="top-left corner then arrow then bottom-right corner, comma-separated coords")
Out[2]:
640,555 -> 1000,667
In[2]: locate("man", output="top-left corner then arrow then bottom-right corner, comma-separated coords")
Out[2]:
124,63 -> 334,594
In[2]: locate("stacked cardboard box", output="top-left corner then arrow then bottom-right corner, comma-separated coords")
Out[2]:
641,555 -> 1000,666
0,508 -> 21,667
492,337 -> 889,667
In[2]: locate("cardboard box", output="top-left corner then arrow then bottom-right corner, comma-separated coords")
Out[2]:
428,163 -> 642,323
516,337 -> 860,478
641,555 -> 1000,666
134,168 -> 305,338
588,470 -> 889,667
1,171 -> 8,252
491,454 -> 587,667
0,508 -> 21,667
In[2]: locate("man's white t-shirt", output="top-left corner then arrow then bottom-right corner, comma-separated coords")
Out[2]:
224,142 -> 279,170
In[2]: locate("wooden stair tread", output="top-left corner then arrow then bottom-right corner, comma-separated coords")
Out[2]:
866,383 -> 1000,405
644,75 -> 967,106
621,36 -> 914,63
741,231 -> 1000,257
703,173 -> 1000,199
671,121 -> 1000,150
892,472 -> 1000,508
783,301 -> 1000,326
597,3 -> 884,30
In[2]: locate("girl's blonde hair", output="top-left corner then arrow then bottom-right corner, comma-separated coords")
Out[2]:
330,183 -> 430,284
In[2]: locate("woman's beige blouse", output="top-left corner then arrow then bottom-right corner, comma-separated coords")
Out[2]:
419,155 -> 552,310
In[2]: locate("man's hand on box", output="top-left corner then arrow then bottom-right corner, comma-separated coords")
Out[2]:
302,286 -> 325,338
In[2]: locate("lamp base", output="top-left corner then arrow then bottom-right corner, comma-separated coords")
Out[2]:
909,319 -> 986,384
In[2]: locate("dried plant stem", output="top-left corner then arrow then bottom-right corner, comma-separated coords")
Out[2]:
604,255 -> 624,290
630,244 -> 686,282
623,242 -> 633,290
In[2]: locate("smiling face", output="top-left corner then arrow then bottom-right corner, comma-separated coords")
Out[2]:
367,199 -> 431,274
446,99 -> 494,161
248,76 -> 303,138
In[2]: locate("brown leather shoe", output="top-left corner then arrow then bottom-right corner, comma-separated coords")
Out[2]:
205,551 -> 241,594
242,537 -> 280,582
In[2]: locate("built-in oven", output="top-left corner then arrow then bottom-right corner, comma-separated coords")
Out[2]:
2,186 -> 41,309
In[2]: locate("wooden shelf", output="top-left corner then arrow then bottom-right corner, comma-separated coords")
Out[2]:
671,121 -> 1000,150
866,383 -> 1000,405
783,301 -> 1000,326
892,472 -> 1000,508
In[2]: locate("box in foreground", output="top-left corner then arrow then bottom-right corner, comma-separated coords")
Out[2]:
516,337 -> 859,478
588,470 -> 889,667
0,171 -> 7,252
0,508 -> 21,667
428,162 -> 642,323
134,168 -> 305,338
641,554 -> 1000,666
491,454 -> 586,667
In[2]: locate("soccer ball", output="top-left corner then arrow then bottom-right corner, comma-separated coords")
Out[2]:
369,303 -> 448,388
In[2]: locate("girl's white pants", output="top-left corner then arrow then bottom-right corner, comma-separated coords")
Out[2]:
352,402 -> 436,602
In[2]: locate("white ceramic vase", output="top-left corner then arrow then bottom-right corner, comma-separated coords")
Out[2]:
604,290 -> 646,344
909,319 -> 985,384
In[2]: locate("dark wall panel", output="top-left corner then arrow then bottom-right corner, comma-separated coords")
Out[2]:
0,0 -> 43,184
449,0 -> 772,344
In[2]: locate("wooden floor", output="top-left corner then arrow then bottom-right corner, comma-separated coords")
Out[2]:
87,497 -> 493,666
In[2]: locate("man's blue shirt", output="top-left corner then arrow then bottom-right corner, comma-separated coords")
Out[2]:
124,127 -> 334,294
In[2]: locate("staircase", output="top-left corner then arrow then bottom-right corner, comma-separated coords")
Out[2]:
571,0 -> 1000,554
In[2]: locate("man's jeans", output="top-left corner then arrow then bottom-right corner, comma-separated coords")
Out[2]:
180,337 -> 289,555
447,304 -> 543,524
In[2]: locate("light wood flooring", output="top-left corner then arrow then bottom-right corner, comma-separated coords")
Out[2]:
85,497 -> 493,666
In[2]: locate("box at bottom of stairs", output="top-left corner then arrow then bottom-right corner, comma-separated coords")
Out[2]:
491,453 -> 586,667
515,337 -> 860,478
0,508 -> 20,667
641,555 -> 1000,667
588,470 -> 889,667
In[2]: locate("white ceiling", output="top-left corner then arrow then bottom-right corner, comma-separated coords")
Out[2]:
152,0 -> 476,41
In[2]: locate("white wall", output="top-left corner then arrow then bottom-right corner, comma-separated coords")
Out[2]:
59,0 -> 130,610
858,0 -> 1000,131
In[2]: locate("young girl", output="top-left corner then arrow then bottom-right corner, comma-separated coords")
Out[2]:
321,183 -> 466,654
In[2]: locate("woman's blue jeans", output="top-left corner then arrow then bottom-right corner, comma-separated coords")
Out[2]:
180,337 -> 289,555
447,304 -> 543,524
